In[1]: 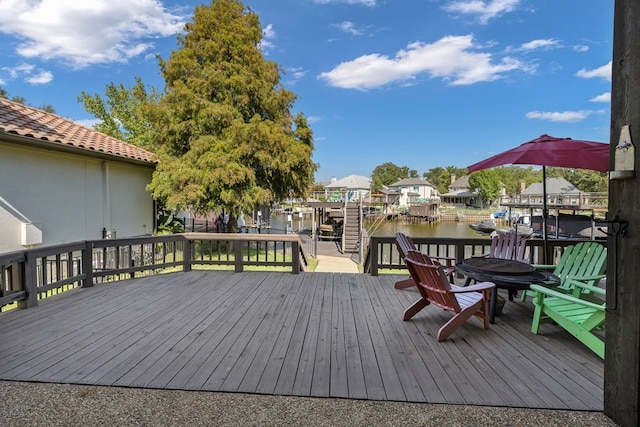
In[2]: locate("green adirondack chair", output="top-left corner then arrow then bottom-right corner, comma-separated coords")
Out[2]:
530,279 -> 606,358
521,241 -> 607,302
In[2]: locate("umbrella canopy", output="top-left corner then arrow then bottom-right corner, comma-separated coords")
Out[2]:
467,134 -> 610,262
467,134 -> 609,173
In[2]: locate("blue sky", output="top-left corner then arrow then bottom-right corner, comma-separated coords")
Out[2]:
0,0 -> 613,183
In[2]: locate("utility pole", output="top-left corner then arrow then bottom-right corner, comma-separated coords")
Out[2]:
605,1 -> 640,425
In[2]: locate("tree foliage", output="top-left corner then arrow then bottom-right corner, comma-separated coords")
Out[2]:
77,76 -> 159,149
143,0 -> 316,216
547,167 -> 608,192
468,169 -> 501,207
0,87 -> 55,112
423,166 -> 469,194
371,162 -> 417,191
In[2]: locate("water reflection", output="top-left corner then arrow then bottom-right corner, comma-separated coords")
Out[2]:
365,220 -> 491,239
267,214 -> 490,239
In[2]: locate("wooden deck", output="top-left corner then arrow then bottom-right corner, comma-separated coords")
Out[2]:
0,271 -> 603,410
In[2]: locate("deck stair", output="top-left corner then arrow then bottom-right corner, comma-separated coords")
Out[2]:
343,204 -> 361,253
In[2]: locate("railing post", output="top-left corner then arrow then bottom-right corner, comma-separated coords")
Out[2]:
292,240 -> 300,274
19,250 -> 38,309
234,240 -> 244,273
82,241 -> 94,288
182,237 -> 192,272
370,237 -> 379,276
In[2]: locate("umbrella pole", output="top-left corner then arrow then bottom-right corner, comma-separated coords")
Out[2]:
542,166 -> 548,264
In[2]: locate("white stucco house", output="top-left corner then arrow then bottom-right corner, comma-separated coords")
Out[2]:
387,178 -> 439,207
0,98 -> 157,254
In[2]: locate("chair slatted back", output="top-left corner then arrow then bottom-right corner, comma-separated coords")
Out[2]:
404,250 -> 461,313
554,242 -> 607,290
395,232 -> 416,261
488,232 -> 527,262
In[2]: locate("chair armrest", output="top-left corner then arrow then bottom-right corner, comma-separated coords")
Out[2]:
472,253 -> 489,258
450,282 -> 495,293
565,278 -> 606,295
530,284 -> 606,310
568,274 -> 606,283
531,264 -> 555,270
430,255 -> 456,266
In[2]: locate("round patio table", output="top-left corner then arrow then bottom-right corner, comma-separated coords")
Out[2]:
456,257 -> 560,323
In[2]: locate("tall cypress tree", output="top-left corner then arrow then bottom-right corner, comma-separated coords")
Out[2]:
146,0 -> 316,216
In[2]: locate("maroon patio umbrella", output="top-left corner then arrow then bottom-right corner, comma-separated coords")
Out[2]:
467,134 -> 610,261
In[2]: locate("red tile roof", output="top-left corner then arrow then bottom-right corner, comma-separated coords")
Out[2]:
0,98 -> 156,164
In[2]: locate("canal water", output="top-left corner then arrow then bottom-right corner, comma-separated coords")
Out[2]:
267,214 -> 491,240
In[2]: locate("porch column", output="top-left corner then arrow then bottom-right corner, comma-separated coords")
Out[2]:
605,1 -> 640,425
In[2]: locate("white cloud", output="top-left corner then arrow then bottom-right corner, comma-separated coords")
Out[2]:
443,0 -> 521,24
1,63 -> 52,85
576,61 -> 612,81
334,21 -> 364,36
313,0 -> 376,6
261,24 -> 276,51
573,45 -> 589,53
526,110 -> 605,123
25,70 -> 53,84
518,39 -> 559,51
318,35 -> 528,90
285,66 -> 308,85
0,0 -> 186,69
590,92 -> 610,103
74,118 -> 101,129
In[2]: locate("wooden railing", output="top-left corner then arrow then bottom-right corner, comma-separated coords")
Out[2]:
365,236 -> 607,276
0,233 -> 306,312
500,192 -> 608,211
2,232 -> 607,313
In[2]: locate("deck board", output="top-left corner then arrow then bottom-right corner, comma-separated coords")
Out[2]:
0,270 -> 604,410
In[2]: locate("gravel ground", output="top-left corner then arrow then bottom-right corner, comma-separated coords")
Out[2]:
0,381 -> 618,426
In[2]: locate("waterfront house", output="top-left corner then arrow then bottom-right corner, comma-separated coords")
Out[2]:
387,177 -> 439,207
0,98 -> 156,254
440,174 -> 479,207
324,174 -> 371,202
521,177 -> 580,204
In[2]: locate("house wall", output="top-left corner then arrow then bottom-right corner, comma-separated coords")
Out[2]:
393,185 -> 437,207
0,142 -> 154,254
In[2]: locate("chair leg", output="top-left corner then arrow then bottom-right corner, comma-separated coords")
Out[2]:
403,298 -> 429,321
437,308 -> 478,341
395,277 -> 415,289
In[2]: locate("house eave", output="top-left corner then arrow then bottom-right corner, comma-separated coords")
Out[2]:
0,130 -> 157,169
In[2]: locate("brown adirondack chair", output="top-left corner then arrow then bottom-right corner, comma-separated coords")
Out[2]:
403,250 -> 495,341
470,231 -> 529,301
476,231 -> 528,262
394,232 -> 455,289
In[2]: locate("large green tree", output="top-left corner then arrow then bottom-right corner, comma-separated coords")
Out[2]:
468,169 -> 501,207
144,0 -> 316,216
371,162 -> 417,191
77,77 -> 159,149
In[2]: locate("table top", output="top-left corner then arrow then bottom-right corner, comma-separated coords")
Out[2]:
456,258 -> 560,290
461,257 -> 535,275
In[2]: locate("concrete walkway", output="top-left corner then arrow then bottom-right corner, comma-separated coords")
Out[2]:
314,255 -> 360,273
